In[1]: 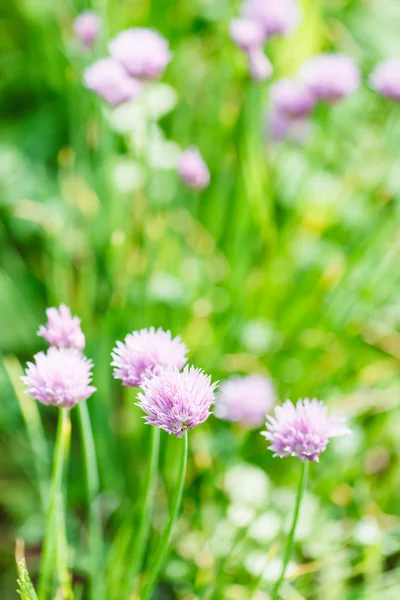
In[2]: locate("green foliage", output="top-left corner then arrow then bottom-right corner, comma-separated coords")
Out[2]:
1,0 -> 400,599
17,559 -> 38,600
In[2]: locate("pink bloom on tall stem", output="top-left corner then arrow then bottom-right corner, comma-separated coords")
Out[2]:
248,49 -> 273,81
73,11 -> 101,48
111,327 -> 188,388
38,304 -> 85,351
22,348 -> 96,409
84,58 -> 143,106
137,365 -> 218,437
229,18 -> 266,52
241,0 -> 301,37
178,148 -> 210,190
215,375 -> 275,429
270,78 -> 315,118
109,28 -> 171,80
370,58 -> 400,101
262,398 -> 351,462
300,53 -> 360,103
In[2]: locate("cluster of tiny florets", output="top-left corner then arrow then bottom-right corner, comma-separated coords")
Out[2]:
22,348 -> 96,409
262,398 -> 351,462
111,327 -> 188,388
37,304 -> 85,351
137,366 -> 217,437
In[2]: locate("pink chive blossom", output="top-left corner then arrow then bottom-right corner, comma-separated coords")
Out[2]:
262,398 -> 351,462
270,78 -> 316,118
111,327 -> 188,388
22,348 -> 96,409
109,28 -> 171,80
369,58 -> 400,101
37,304 -> 85,351
178,148 -> 210,190
241,0 -> 301,37
83,58 -> 143,106
73,11 -> 101,48
137,365 -> 218,437
300,54 -> 360,103
229,18 -> 266,52
248,49 -> 273,81
215,375 -> 276,429
267,110 -> 310,144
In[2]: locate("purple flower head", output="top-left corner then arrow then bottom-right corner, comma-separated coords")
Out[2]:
111,327 -> 188,388
38,304 -> 85,351
84,58 -> 143,106
242,0 -> 301,37
137,365 -> 218,437
22,348 -> 96,409
215,374 -> 276,429
262,398 -> 351,462
229,18 -> 266,52
178,148 -> 210,190
109,28 -> 171,80
248,49 -> 273,81
370,58 -> 400,101
300,53 -> 360,103
270,78 -> 315,118
73,11 -> 101,48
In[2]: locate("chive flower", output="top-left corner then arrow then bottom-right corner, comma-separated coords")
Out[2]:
215,375 -> 276,429
38,304 -> 85,351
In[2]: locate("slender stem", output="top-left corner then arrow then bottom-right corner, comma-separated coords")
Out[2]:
129,426 -> 161,594
141,431 -> 189,600
77,401 -> 105,600
270,461 -> 309,600
38,409 -> 71,600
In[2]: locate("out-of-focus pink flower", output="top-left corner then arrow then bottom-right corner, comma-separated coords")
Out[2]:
73,11 -> 101,48
137,365 -> 217,437
178,148 -> 210,190
270,78 -> 315,118
83,58 -> 142,105
262,398 -> 351,462
267,110 -> 310,144
215,375 -> 276,429
300,53 -> 360,103
111,327 -> 188,388
229,17 -> 266,52
38,304 -> 85,351
370,58 -> 400,101
242,0 -> 301,37
22,348 -> 96,409
248,49 -> 273,81
109,28 -> 171,80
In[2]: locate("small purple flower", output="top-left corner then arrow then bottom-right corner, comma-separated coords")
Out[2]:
109,28 -> 171,80
178,148 -> 210,190
300,53 -> 360,103
248,49 -> 273,81
73,11 -> 101,48
111,327 -> 188,388
241,0 -> 301,37
84,58 -> 143,106
270,78 -> 315,118
215,375 -> 276,429
137,365 -> 217,437
370,58 -> 400,101
229,18 -> 266,52
22,348 -> 96,409
38,304 -> 85,351
262,398 -> 351,462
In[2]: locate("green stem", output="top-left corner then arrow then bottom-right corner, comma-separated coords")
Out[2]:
141,431 -> 189,600
77,401 -> 105,600
270,461 -> 309,600
129,426 -> 161,594
38,409 -> 71,600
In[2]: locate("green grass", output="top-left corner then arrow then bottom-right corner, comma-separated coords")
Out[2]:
1,0 -> 400,598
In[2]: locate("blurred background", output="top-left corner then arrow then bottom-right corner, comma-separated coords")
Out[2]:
1,0 -> 400,598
